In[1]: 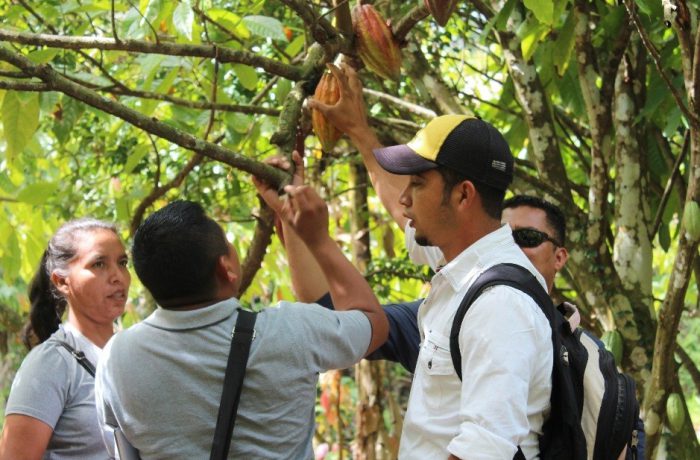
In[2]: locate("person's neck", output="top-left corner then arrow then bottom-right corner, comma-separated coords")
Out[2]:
67,313 -> 114,348
441,220 -> 502,263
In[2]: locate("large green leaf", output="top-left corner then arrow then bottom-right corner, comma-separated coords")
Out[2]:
173,0 -> 194,40
53,97 -> 86,145
233,64 -> 259,91
524,0 -> 554,25
16,182 -> 59,205
242,15 -> 287,41
1,91 -> 39,162
553,11 -> 575,76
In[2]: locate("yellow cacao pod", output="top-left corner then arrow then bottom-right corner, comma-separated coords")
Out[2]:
352,3 -> 402,81
683,200 -> 700,241
666,392 -> 685,434
601,330 -> 623,367
424,0 -> 459,26
311,72 -> 342,152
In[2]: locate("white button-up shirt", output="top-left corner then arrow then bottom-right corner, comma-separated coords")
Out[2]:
399,224 -> 552,460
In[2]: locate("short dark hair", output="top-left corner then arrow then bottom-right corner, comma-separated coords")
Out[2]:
503,195 -> 566,245
132,200 -> 229,308
437,166 -> 506,220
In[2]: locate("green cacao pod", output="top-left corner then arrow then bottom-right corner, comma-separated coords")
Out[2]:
311,72 -> 342,152
601,330 -> 623,367
352,3 -> 402,81
424,0 -> 459,26
683,200 -> 700,241
666,392 -> 685,434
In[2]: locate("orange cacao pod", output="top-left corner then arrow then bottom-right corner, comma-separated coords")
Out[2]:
424,0 -> 459,26
352,3 -> 402,81
311,72 -> 342,152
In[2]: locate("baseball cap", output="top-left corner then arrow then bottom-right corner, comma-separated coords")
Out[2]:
372,115 -> 514,192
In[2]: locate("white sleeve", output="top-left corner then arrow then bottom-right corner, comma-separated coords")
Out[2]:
403,223 -> 445,270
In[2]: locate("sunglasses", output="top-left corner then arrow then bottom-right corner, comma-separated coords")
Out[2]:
512,228 -> 562,248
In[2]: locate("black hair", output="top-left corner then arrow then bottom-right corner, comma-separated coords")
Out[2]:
23,218 -> 118,349
132,200 -> 229,309
436,166 -> 506,220
503,194 -> 566,245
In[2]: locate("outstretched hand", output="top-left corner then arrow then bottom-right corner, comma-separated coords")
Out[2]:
308,63 -> 370,140
252,151 -> 329,248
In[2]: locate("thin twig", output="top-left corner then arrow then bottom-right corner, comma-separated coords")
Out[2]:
125,0 -> 160,44
623,0 -> 699,128
111,0 -> 120,43
651,130 -> 690,238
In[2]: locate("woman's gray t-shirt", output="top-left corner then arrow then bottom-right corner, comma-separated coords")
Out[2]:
5,324 -> 108,460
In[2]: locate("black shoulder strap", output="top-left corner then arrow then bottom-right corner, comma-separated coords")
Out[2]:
57,341 -> 96,377
449,263 -> 554,380
210,309 -> 257,460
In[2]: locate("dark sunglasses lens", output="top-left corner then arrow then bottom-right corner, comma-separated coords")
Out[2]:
513,229 -> 546,248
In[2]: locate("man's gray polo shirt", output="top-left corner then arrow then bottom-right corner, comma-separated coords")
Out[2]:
95,298 -> 371,459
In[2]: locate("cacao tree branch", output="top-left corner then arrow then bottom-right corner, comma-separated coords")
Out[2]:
392,5 -> 430,43
622,0 -> 699,128
238,198 -> 276,296
0,80 -> 47,91
15,0 -> 130,91
0,46 -> 290,188
0,70 -> 30,78
0,28 -> 307,81
362,87 -> 436,118
279,0 -> 337,45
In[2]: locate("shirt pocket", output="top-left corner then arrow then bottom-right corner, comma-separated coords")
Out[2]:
417,330 -> 455,410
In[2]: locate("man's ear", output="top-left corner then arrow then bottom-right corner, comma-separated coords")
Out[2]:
455,180 -> 477,209
216,254 -> 239,286
51,272 -> 70,297
554,246 -> 569,272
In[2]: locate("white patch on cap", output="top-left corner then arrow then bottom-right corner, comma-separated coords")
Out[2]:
492,160 -> 507,171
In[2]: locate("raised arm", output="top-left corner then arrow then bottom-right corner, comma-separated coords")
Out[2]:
253,152 -> 388,353
309,63 -> 408,229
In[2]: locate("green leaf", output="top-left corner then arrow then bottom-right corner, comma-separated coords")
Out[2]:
16,182 -> 59,205
53,97 -> 86,145
2,91 -> 39,162
208,9 -> 250,39
524,0 -> 554,25
520,23 -> 549,61
2,229 -> 21,283
243,15 -> 286,41
116,196 -> 130,222
173,1 -> 194,40
274,78 -> 292,103
658,222 -> 671,252
553,11 -> 575,76
233,64 -> 258,91
124,143 -> 150,173
284,34 -> 306,57
27,48 -> 61,64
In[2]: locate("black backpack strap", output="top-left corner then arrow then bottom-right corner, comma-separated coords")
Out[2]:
210,309 -> 257,460
449,263 -> 553,380
57,341 -> 96,377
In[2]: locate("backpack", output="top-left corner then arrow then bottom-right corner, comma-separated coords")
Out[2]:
449,263 -> 640,460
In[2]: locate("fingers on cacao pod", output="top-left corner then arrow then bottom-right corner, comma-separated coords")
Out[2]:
424,0 -> 459,27
352,4 -> 402,81
311,72 -> 342,152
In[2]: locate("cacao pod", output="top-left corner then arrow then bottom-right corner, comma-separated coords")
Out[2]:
352,3 -> 402,81
666,393 -> 685,434
683,200 -> 700,241
424,0 -> 459,27
311,71 -> 342,152
601,330 -> 623,367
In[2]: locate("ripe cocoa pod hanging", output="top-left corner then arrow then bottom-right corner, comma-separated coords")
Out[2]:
424,0 -> 459,26
352,3 -> 402,81
311,72 -> 342,152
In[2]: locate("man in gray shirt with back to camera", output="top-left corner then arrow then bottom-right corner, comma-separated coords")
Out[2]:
95,161 -> 388,459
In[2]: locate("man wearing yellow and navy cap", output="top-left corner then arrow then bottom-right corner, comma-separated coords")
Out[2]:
309,63 -> 552,460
